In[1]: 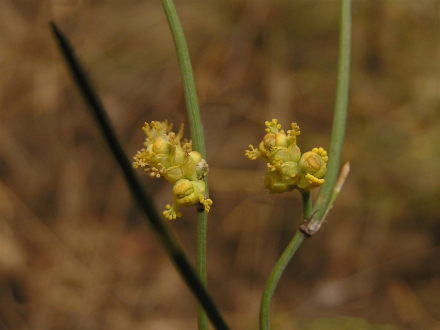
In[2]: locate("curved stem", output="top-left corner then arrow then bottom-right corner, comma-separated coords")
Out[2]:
259,232 -> 307,330
259,191 -> 311,330
160,1 -> 209,329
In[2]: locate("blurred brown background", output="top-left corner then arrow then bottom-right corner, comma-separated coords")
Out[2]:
1,0 -> 439,329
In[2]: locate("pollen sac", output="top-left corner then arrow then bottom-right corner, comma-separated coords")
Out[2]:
245,119 -> 328,193
133,121 -> 212,219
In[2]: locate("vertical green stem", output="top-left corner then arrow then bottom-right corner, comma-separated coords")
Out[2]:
160,1 -> 209,329
310,0 -> 351,225
160,0 -> 206,157
259,0 -> 351,328
301,190 -> 313,220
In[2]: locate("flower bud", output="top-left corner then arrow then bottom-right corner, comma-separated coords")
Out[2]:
260,133 -> 276,154
299,150 -> 327,178
173,179 -> 206,207
266,147 -> 287,163
189,151 -> 203,164
278,162 -> 300,186
287,144 -> 301,163
264,169 -> 297,194
152,138 -> 171,155
275,132 -> 288,148
163,165 -> 183,182
180,153 -> 197,181
264,170 -> 286,193
148,152 -> 170,169
264,161 -> 300,193
170,144 -> 185,167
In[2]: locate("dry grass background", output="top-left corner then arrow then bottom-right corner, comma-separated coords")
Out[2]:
0,0 -> 439,329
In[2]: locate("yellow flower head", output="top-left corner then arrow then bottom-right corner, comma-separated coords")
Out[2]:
245,119 -> 328,193
133,121 -> 212,219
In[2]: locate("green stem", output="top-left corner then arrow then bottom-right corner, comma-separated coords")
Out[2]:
160,1 -> 209,329
259,0 -> 351,328
301,0 -> 351,236
259,191 -> 310,330
311,0 -> 351,221
301,190 -> 313,220
259,232 -> 308,330
50,22 -> 227,330
160,0 -> 206,157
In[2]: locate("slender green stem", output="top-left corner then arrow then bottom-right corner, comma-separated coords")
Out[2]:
300,190 -> 313,220
50,22 -> 228,330
310,0 -> 351,222
160,1 -> 210,329
160,0 -> 206,157
260,1 -> 351,328
259,191 -> 311,330
259,229 -> 308,330
301,0 -> 351,236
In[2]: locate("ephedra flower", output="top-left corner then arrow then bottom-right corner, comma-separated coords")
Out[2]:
133,121 -> 212,220
245,119 -> 328,193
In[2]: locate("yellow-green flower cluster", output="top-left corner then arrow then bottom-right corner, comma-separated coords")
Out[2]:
133,121 -> 212,220
245,119 -> 328,193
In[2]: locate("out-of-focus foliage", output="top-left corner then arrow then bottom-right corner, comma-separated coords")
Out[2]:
0,0 -> 439,329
